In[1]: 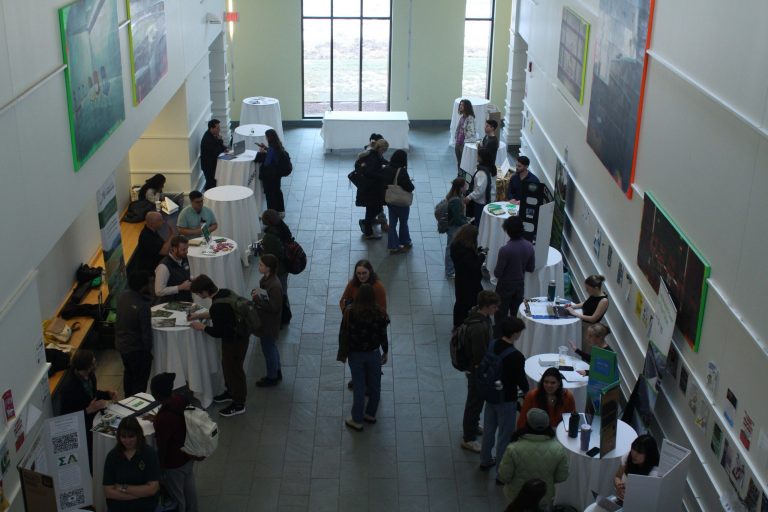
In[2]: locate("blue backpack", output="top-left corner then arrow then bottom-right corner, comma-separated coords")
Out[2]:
476,339 -> 517,403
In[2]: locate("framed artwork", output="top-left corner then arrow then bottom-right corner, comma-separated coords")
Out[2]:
557,7 -> 590,104
586,0 -> 656,198
59,0 -> 125,171
126,0 -> 168,105
550,158 -> 568,252
637,193 -> 711,351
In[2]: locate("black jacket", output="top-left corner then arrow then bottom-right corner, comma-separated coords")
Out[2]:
450,244 -> 485,302
380,164 -> 415,201
59,371 -> 111,431
115,289 -> 152,354
200,130 -> 226,173
355,150 -> 388,207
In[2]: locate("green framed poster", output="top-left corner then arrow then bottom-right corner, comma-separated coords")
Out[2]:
126,0 -> 169,105
557,7 -> 590,104
59,0 -> 125,171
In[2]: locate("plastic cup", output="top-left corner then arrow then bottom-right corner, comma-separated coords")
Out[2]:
558,346 -> 568,365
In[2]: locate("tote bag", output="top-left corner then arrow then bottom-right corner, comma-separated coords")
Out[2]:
384,168 -> 413,207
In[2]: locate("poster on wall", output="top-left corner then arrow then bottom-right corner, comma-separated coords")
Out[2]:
59,0 -> 126,171
126,0 -> 169,105
44,412 -> 93,511
637,192 -> 711,351
549,159 -> 569,252
557,7 -> 591,104
97,174 -> 127,302
585,0 -> 656,197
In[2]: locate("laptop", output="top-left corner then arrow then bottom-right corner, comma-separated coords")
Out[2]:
219,140 -> 246,160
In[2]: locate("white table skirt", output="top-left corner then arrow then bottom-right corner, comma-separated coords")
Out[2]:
204,185 -> 261,266
525,247 -> 564,298
215,150 -> 264,214
477,201 -> 519,281
525,353 -> 589,409
459,142 -> 509,173
449,96 -> 490,145
151,305 -> 224,409
321,111 -> 410,151
233,123 -> 272,151
517,298 -> 581,357
555,414 -> 636,509
240,96 -> 284,141
188,237 -> 245,304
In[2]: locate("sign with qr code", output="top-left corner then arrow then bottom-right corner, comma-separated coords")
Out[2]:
43,412 -> 92,511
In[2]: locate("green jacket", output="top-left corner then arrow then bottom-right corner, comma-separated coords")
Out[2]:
497,433 -> 569,504
463,306 -> 494,367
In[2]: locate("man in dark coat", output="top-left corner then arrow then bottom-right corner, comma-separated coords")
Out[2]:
200,119 -> 227,190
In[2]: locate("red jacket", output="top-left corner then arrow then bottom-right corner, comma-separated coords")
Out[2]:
153,394 -> 191,469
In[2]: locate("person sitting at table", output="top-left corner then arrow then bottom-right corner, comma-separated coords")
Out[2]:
252,254 -> 284,388
355,138 -> 390,239
493,216 -> 535,336
568,323 -> 612,376
261,209 -> 293,325
479,119 -> 500,158
565,274 -> 609,351
154,235 -> 192,303
201,119 -> 227,190
255,128 -> 290,217
464,148 -> 497,226
115,270 -> 153,398
443,177 -> 469,279
128,211 -> 173,278
137,173 -> 166,203
454,98 -> 477,174
506,156 -> 540,203
176,190 -> 218,237
517,367 -> 576,430
188,274 -> 248,417
613,434 -> 660,501
102,416 -> 161,512
450,224 -> 485,328
498,408 -> 569,504
504,478 -> 547,512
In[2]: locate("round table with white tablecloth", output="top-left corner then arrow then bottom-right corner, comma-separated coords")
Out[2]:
240,96 -> 284,141
459,141 -> 509,174
555,413 -> 636,510
204,185 -> 261,266
516,298 -> 581,357
525,353 -> 590,409
187,237 -> 245,302
477,201 -> 519,280
151,303 -> 224,409
449,96 -> 490,145
215,150 -> 264,211
233,123 -> 272,152
526,247 -> 564,297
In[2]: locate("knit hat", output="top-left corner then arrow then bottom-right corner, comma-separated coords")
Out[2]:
150,372 -> 176,400
526,408 -> 550,432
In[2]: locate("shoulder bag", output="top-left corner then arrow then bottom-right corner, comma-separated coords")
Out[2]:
385,168 -> 413,207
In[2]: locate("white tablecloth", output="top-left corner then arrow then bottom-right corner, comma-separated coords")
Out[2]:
233,123 -> 272,151
517,298 -> 581,357
204,185 -> 261,266
478,201 -> 519,281
525,353 -> 590,409
240,96 -> 284,141
449,96 -> 490,145
188,237 -> 245,304
321,111 -> 410,151
526,247 -> 565,298
555,414 -> 636,509
151,304 -> 224,409
215,150 -> 264,213
459,142 -> 509,173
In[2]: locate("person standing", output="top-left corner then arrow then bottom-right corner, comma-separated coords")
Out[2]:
454,99 -> 477,174
154,235 -> 192,303
460,290 -> 501,453
450,225 -> 485,328
565,274 -> 609,351
128,211 -> 173,278
200,119 -> 227,190
381,149 -> 415,254
256,128 -> 289,216
115,270 -> 153,397
493,216 -> 535,335
355,138 -> 389,239
507,156 -> 540,203
443,177 -> 469,278
252,254 -> 284,387
176,190 -> 218,237
479,119 -> 500,159
150,373 -> 200,512
464,148 -> 497,226
337,283 -> 389,431
189,274 -> 248,417
260,209 -> 293,325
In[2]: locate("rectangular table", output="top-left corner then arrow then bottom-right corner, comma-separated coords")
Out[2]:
321,111 -> 410,151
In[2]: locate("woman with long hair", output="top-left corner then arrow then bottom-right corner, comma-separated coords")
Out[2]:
566,274 -> 609,351
252,253 -> 284,387
337,283 -> 389,431
256,128 -> 288,216
517,367 -> 576,429
569,323 -> 612,376
464,147 -> 497,226
261,209 -> 293,324
454,99 -> 477,174
138,173 -> 166,202
444,177 -> 468,278
102,417 -> 160,512
450,224 -> 485,328
614,434 -> 660,500
381,149 -> 415,253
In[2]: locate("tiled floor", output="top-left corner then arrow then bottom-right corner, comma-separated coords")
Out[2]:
97,126 -> 509,511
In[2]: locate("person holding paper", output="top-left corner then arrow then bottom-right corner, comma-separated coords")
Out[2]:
176,191 -> 218,237
614,434 -> 660,501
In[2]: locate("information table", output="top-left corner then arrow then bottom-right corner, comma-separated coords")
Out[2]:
233,123 -> 272,151
204,185 -> 261,266
187,237 -> 245,304
478,201 -> 519,280
240,96 -> 284,141
321,111 -> 410,151
517,298 -> 581,356
449,96 -> 490,145
525,353 -> 590,408
459,141 -> 509,174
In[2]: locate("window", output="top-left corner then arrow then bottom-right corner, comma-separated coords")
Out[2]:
462,0 -> 495,98
302,0 -> 392,117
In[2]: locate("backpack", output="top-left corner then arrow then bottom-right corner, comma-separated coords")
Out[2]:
476,339 -> 518,403
283,238 -> 307,274
212,292 -> 261,338
278,150 -> 293,177
181,406 -> 218,458
450,323 -> 472,372
434,199 -> 451,233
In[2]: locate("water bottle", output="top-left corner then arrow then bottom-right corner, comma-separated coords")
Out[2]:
568,413 -> 580,438
547,280 -> 556,302
580,424 -> 592,451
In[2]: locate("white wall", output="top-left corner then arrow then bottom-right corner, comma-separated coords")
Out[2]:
515,0 -> 768,509
0,1 -> 223,509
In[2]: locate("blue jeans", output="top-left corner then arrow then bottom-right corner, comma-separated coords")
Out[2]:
348,349 -> 382,422
260,335 -> 281,379
387,205 -> 411,250
481,400 -> 517,467
445,225 -> 460,275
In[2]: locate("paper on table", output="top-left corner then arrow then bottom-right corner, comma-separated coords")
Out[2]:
538,358 -> 558,367
561,370 -> 589,383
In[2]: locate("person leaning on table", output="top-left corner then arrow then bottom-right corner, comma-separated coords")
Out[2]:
176,190 -> 218,238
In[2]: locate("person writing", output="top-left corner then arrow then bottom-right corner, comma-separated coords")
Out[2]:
176,190 -> 218,237
614,434 -> 660,501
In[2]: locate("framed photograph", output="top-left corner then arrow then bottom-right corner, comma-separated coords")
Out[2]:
126,0 -> 169,105
557,7 -> 590,104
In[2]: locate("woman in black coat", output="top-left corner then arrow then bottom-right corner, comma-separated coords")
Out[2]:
255,129 -> 289,216
355,138 -> 389,239
450,224 -> 485,328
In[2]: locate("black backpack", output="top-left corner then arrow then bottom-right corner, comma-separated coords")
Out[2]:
450,324 -> 472,372
476,339 -> 517,403
283,238 -> 307,275
212,292 -> 261,338
278,150 -> 293,177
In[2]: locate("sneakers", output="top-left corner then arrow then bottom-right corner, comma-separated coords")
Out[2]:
460,440 -> 481,453
345,417 -> 364,431
256,377 -> 279,387
389,247 -> 404,254
219,403 -> 245,417
213,391 -> 233,403
358,219 -> 366,234
363,414 -> 377,424
479,459 -> 496,471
